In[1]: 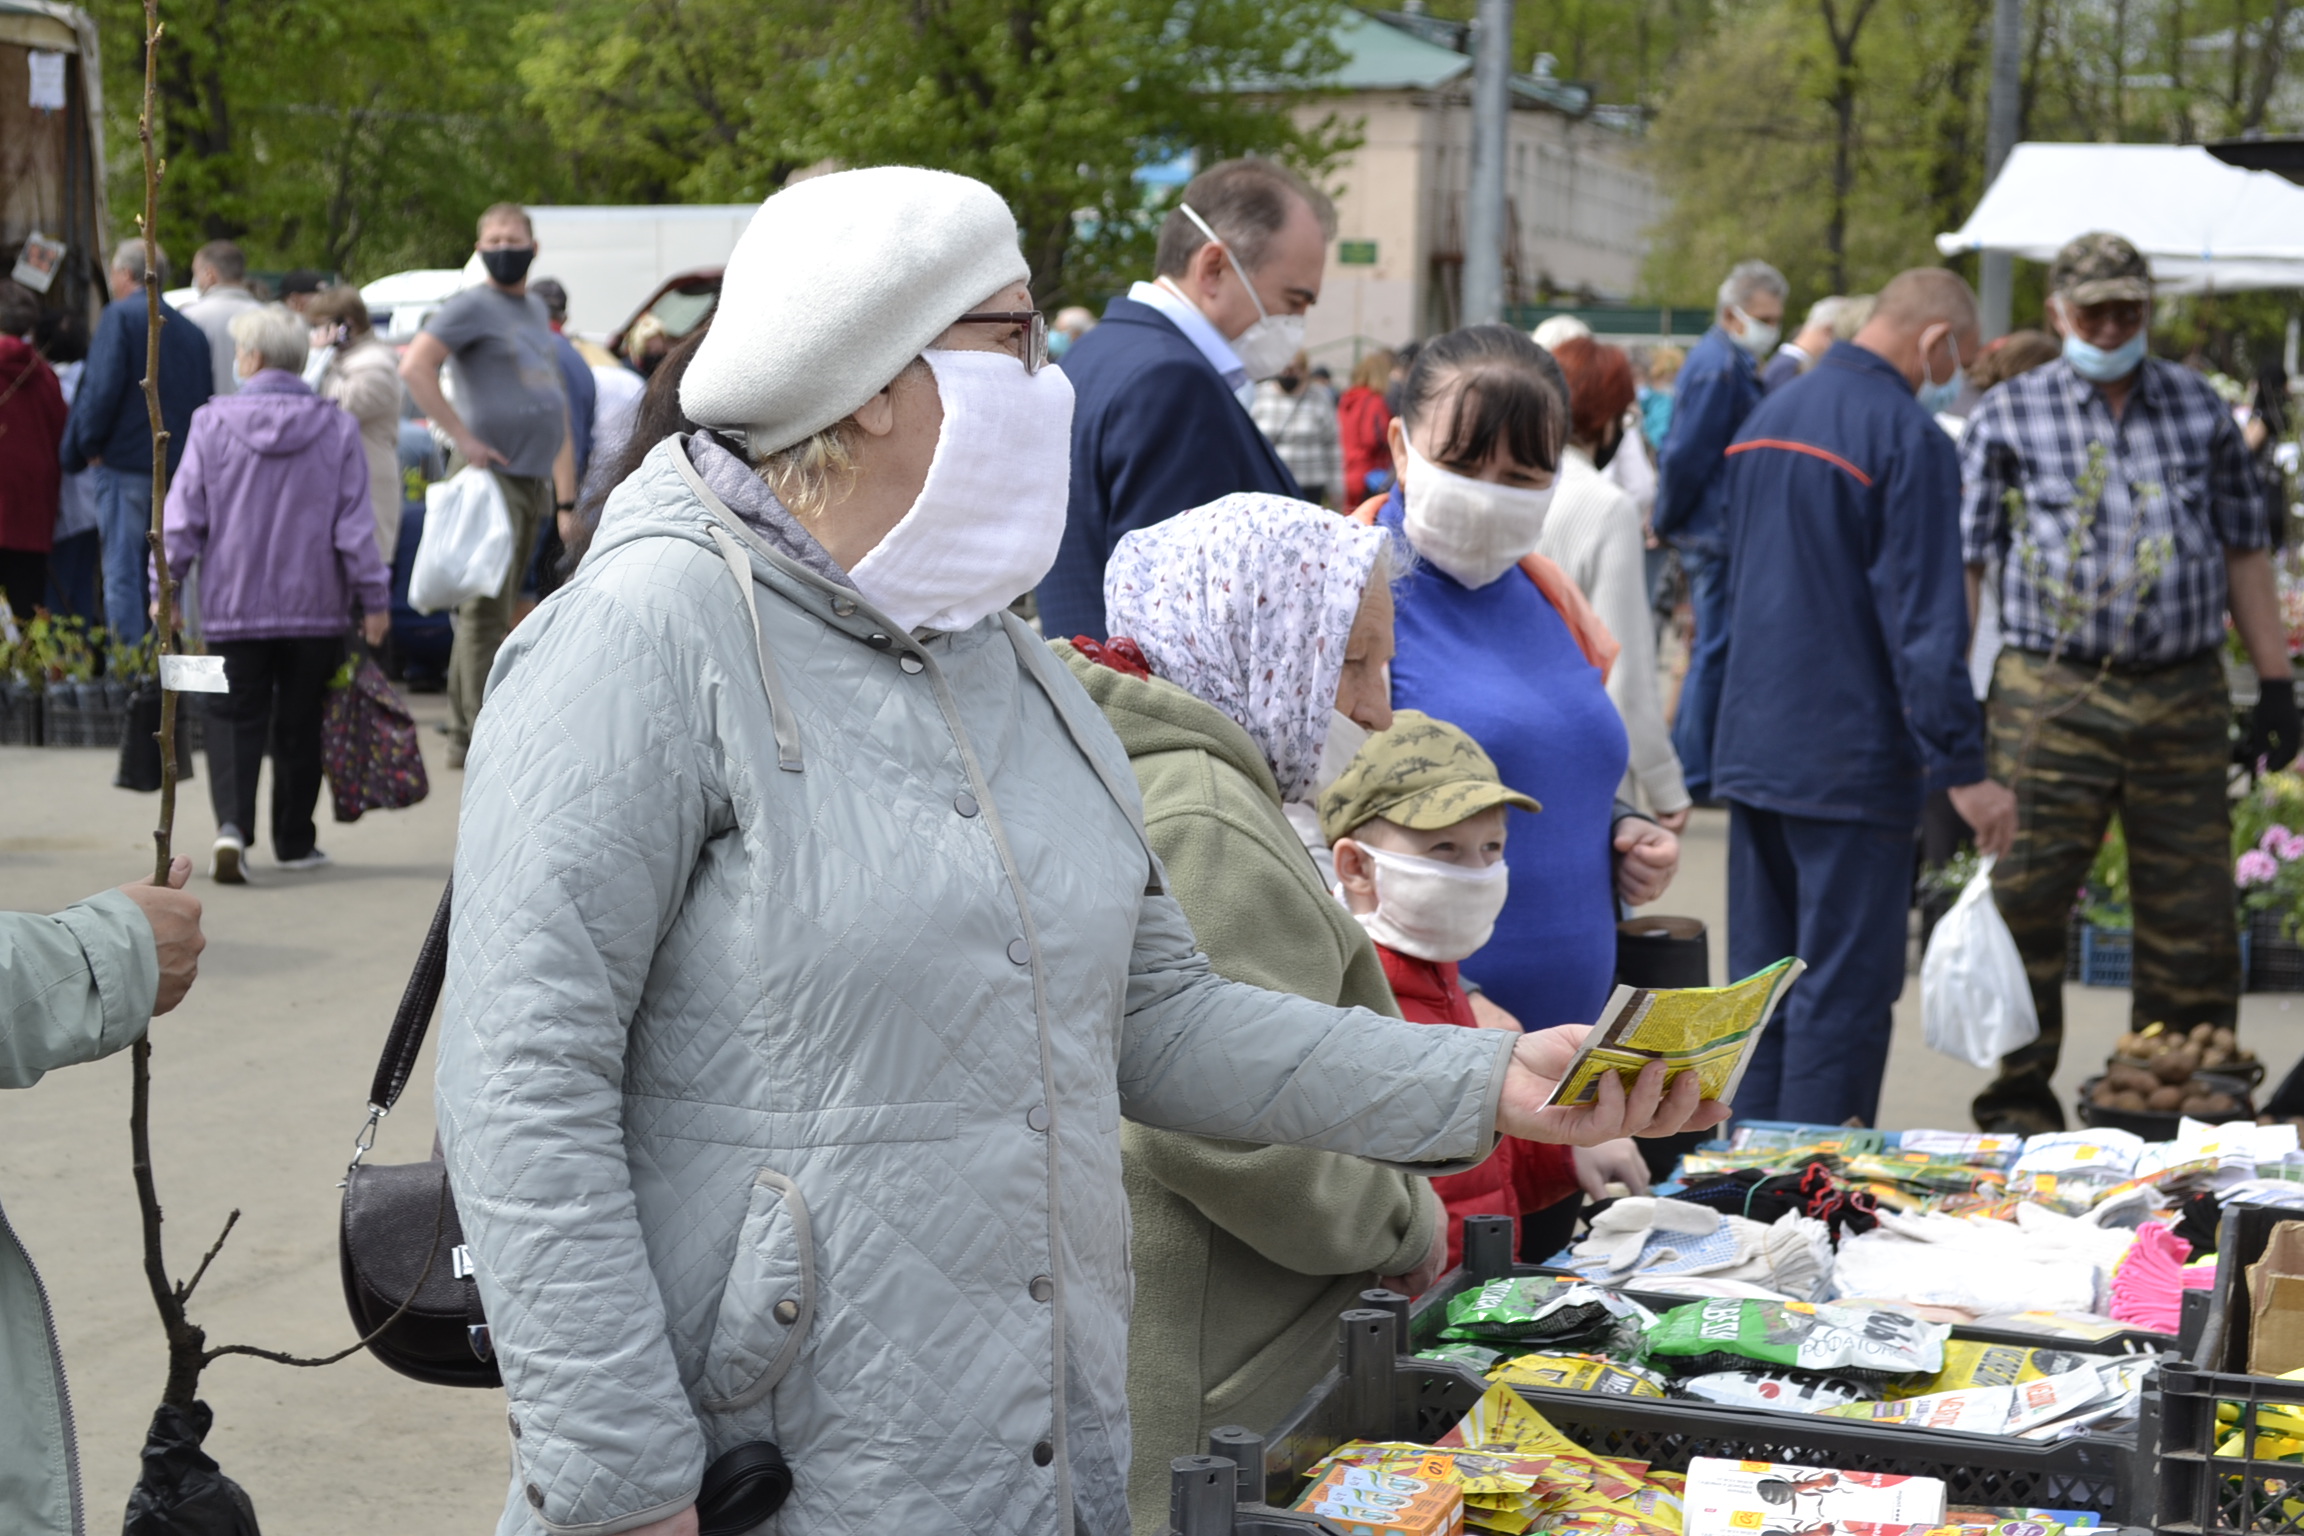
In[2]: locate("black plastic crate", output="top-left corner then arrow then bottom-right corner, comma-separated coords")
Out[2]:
43,698 -> 128,749
2157,1362 -> 2304,1536
2251,910 -> 2304,994
1263,1218 -> 2158,1521
0,688 -> 41,745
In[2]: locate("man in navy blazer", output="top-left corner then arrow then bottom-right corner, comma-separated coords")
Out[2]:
1039,158 -> 1335,641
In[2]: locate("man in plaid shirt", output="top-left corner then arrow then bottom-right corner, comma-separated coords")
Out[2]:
1960,231 -> 2298,1132
1249,353 -> 1344,508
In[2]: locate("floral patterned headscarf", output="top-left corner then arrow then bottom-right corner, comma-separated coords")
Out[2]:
1103,493 -> 1390,803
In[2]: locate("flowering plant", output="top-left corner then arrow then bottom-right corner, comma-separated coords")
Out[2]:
2234,770 -> 2304,935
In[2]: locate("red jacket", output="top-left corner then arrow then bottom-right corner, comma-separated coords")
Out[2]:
0,338 -> 66,554
1338,385 -> 1393,505
1377,945 -> 1580,1273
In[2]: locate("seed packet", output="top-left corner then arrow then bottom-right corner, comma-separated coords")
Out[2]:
1642,1298 -> 1948,1380
1441,1278 -> 1649,1345
1676,1369 -> 1877,1412
2007,1130 -> 2145,1213
1681,1457 -> 1947,1536
1490,1352 -> 1671,1398
1310,1440 -> 1549,1496
1883,1340 -> 2094,1401
1421,1343 -> 1508,1370
1293,1460 -> 1466,1536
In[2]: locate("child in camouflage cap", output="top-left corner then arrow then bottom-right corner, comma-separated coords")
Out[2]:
1320,711 -> 1649,1270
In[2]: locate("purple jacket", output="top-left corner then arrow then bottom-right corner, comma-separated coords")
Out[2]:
163,370 -> 391,640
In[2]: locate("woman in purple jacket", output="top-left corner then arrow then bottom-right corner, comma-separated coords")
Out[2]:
163,303 -> 391,884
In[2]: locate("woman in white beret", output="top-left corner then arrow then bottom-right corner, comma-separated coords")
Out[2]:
436,164 -> 1722,1536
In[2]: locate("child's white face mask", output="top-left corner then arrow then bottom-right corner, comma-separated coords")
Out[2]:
1346,844 -> 1509,962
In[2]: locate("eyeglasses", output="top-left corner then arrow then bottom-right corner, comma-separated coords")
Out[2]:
954,309 -> 1049,374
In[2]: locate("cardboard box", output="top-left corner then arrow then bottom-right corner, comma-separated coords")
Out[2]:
1293,1459 -> 1467,1536
1683,1457 -> 1947,1536
2248,1220 -> 2304,1376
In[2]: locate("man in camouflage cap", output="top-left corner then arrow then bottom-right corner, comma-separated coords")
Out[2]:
1959,229 -> 2296,1132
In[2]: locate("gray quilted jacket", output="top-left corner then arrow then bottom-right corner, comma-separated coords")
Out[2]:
436,436 -> 1516,1536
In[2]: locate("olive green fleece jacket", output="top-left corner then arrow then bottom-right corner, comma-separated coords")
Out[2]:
1055,642 -> 1441,1536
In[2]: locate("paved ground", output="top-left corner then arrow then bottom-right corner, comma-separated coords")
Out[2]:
1,692 -> 510,1531
7,693 -> 2304,1529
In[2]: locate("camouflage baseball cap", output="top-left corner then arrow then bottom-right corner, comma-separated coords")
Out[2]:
1317,711 -> 1540,845
2050,231 -> 2152,305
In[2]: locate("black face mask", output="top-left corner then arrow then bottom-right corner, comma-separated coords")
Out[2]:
480,246 -> 536,286
1593,426 -> 1621,471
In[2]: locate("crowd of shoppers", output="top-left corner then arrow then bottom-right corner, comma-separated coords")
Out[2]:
9,152 -> 2304,1536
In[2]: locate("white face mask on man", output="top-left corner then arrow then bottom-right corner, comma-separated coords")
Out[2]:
846,347 -> 1077,633
1343,844 -> 1510,963
1175,202 -> 1304,383
1398,438 -> 1555,590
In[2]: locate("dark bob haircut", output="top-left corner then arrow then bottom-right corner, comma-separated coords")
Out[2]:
1395,323 -> 1568,476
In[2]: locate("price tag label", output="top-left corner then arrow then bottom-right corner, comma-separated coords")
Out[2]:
160,654 -> 229,693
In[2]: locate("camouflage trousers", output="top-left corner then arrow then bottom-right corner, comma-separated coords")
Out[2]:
1974,647 -> 2239,1133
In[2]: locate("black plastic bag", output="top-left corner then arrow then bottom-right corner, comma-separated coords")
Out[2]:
115,683 -> 196,793
122,1400 -> 260,1536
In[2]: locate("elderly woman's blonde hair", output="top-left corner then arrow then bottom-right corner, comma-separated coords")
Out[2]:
229,303 -> 308,376
753,356 -> 931,520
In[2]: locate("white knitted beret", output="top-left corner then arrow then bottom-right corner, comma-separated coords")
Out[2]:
681,166 -> 1031,456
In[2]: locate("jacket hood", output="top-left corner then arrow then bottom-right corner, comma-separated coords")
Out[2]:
208,371 -> 338,457
1053,640 -> 1283,806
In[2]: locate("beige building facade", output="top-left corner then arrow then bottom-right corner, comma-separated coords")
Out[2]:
1295,9 -> 1658,363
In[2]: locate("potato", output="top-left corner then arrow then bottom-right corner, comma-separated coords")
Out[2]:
2180,1096 -> 2213,1116
2193,1022 -> 2217,1044
2154,1050 -> 2199,1084
2116,1091 -> 2151,1112
2091,1082 -> 2121,1107
2150,1084 -> 2187,1111
2215,1026 -> 2239,1048
2116,1031 -> 2147,1057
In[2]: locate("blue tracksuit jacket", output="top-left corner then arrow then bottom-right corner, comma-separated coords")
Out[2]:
1710,341 -> 1986,828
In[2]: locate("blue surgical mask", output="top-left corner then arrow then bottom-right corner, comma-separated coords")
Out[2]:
1916,329 -> 1962,414
2063,330 -> 2147,383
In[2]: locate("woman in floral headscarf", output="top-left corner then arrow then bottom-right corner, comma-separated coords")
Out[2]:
1056,494 -> 1439,1533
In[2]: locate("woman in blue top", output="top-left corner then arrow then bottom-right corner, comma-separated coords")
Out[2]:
1372,325 -> 1681,1032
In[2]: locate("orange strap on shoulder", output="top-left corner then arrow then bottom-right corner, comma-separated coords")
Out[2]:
1348,498 -> 1619,682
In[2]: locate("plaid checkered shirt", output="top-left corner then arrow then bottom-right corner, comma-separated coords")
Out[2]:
1249,380 -> 1344,504
1960,356 -> 2267,666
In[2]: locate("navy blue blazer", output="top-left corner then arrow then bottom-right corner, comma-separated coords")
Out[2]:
60,295 -> 212,477
1710,342 -> 1986,828
1037,296 -> 1299,641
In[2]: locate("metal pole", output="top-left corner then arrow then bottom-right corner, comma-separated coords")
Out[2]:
1462,0 -> 1515,325
1978,0 -> 2023,339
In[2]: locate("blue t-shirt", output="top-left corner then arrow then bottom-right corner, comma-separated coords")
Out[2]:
1379,496 -> 1630,1030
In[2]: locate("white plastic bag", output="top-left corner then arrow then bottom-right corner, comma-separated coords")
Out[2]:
1920,855 -> 2040,1070
408,465 -> 513,615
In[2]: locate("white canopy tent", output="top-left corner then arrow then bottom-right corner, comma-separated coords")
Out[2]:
1938,142 -> 2304,292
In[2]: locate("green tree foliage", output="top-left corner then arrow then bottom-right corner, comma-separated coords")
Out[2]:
90,0 -> 563,278
1640,0 -> 2304,323
513,0 -> 1359,307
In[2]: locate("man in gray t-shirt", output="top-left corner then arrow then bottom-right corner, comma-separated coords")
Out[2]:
399,201 -> 577,763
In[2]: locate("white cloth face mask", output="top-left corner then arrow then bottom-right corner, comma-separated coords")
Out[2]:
1350,844 -> 1510,963
1177,202 -> 1305,383
846,347 -> 1077,633
1399,438 -> 1554,589
1313,709 -> 1371,798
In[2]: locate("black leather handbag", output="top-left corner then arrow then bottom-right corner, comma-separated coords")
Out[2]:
338,880 -> 501,1389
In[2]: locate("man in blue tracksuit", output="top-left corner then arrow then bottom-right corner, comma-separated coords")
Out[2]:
1654,259 -> 1786,799
1711,268 -> 2017,1127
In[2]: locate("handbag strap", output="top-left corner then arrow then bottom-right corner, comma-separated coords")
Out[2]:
367,879 -> 454,1113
